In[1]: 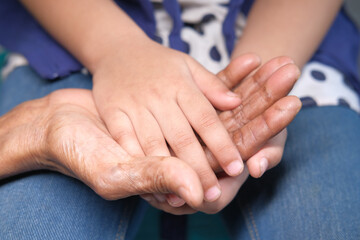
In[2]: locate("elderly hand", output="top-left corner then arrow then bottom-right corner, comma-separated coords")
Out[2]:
0,55 -> 300,215
0,89 -> 205,207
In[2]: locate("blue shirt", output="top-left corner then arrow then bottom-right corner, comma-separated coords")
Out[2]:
0,0 -> 359,93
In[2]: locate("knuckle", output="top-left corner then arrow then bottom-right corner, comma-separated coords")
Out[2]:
252,73 -> 264,89
47,90 -> 66,104
247,125 -> 259,144
233,126 -> 253,153
148,87 -> 164,101
219,110 -> 241,132
112,129 -> 133,144
147,157 -> 175,193
171,132 -> 195,152
196,167 -> 215,181
261,113 -> 275,136
151,170 -> 167,193
142,136 -> 164,153
260,86 -> 273,104
233,104 -> 249,127
46,124 -> 78,161
92,176 -> 118,200
91,165 -> 133,201
214,142 -> 236,157
224,66 -> 235,84
197,112 -> 218,130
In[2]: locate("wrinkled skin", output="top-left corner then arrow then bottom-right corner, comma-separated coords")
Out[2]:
0,55 -> 301,215
92,41 -> 245,203
143,55 -> 301,214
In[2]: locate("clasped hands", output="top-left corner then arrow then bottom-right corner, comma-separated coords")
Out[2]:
1,54 -> 300,215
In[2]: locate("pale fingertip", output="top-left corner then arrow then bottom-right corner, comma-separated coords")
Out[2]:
226,160 -> 244,176
205,185 -> 221,202
259,157 -> 269,177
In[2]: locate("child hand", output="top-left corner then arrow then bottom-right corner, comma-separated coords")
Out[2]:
92,39 -> 243,202
141,55 -> 301,214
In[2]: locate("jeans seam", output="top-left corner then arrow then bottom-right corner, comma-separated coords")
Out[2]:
247,205 -> 260,240
115,218 -> 126,240
239,200 -> 260,240
114,202 -> 135,240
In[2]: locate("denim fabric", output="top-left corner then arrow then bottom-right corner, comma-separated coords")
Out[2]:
223,106 -> 360,240
0,66 -> 147,240
0,66 -> 92,115
1,66 -> 359,239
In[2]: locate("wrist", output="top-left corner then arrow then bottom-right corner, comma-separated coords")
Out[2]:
91,37 -> 162,83
0,97 -> 49,179
84,30 -> 151,74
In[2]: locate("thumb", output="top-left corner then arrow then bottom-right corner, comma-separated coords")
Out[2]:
92,155 -> 204,208
188,59 -> 241,111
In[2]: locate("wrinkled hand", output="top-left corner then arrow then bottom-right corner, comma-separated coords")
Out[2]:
1,90 -> 217,207
142,55 -> 301,214
92,40 -> 244,202
215,55 -> 299,176
0,55 -> 300,215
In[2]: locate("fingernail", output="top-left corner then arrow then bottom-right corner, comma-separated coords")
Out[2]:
259,158 -> 268,177
167,194 -> 186,207
226,160 -> 244,176
205,186 -> 221,202
153,193 -> 166,203
226,91 -> 239,98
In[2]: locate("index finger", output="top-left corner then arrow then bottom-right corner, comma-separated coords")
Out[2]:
178,88 -> 244,177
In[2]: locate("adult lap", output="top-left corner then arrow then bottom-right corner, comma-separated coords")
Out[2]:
0,66 -> 92,115
223,106 -> 360,240
0,67 -> 146,240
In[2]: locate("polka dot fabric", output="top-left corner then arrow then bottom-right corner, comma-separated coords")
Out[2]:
290,62 -> 360,112
152,0 -> 246,74
152,0 -> 360,113
2,1 -> 360,114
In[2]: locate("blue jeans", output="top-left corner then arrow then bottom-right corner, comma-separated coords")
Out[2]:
0,67 -> 147,240
1,66 -> 359,239
223,105 -> 360,239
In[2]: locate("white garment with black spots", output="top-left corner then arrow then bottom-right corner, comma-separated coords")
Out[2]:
2,1 -> 360,113
290,62 -> 360,112
152,0 -> 360,113
153,0 -> 246,74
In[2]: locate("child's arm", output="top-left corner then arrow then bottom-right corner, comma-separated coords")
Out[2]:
20,0 -> 244,202
232,0 -> 342,68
